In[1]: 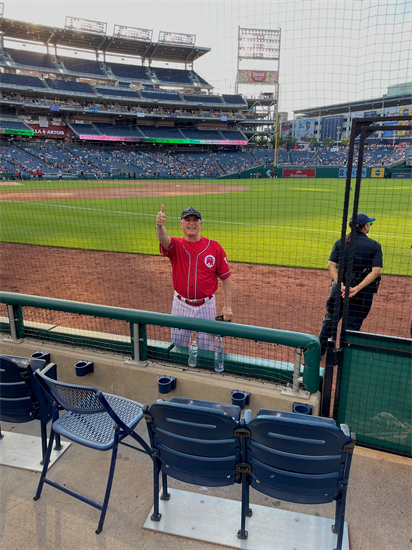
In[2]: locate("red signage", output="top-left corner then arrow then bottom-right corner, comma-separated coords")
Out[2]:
283,169 -> 316,178
27,124 -> 73,138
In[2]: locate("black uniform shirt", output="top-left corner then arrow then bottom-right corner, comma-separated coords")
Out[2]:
329,232 -> 383,284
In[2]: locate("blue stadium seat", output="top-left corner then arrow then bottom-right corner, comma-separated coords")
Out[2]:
0,73 -> 45,88
144,398 -> 244,530
222,94 -> 247,106
241,409 -> 355,549
183,94 -> 223,104
5,48 -> 57,70
0,355 -> 61,464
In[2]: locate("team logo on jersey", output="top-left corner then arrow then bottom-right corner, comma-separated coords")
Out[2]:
205,255 -> 216,268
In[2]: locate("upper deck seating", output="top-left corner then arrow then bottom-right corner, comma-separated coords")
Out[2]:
141,90 -> 181,102
153,68 -> 193,85
95,87 -> 139,98
137,126 -> 183,139
94,123 -> 144,137
45,78 -> 95,94
220,130 -> 247,141
181,129 -> 224,140
0,120 -> 31,131
58,56 -> 106,76
183,94 -> 223,104
5,48 -> 57,70
105,63 -> 150,81
222,94 -> 247,106
0,73 -> 45,88
69,123 -> 102,136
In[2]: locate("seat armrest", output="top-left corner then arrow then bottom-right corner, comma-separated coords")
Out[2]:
243,409 -> 252,423
42,363 -> 58,381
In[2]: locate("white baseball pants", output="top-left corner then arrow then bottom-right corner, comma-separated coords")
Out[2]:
171,292 -> 216,350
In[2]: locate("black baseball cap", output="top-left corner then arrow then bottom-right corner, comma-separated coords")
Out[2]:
349,213 -> 376,225
181,207 -> 201,220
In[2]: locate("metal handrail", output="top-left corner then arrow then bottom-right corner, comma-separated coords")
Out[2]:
0,292 -> 320,393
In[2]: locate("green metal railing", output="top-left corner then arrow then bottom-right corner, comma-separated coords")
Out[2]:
0,292 -> 321,393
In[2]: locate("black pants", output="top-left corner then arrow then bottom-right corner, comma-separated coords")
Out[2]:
318,281 -> 374,355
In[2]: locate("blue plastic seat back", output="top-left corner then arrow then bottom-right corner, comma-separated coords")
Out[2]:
246,409 -> 352,503
0,355 -> 49,423
35,370 -> 105,414
170,397 -> 241,420
147,401 -> 241,486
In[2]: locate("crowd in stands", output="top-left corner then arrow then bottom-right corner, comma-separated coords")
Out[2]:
1,92 -> 245,120
1,141 -> 410,179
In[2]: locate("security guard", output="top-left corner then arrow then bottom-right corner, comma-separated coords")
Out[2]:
318,212 -> 383,355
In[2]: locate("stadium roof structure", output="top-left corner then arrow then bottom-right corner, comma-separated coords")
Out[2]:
0,17 -> 211,64
294,93 -> 410,118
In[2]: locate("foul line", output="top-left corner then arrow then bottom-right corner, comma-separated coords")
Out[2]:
2,200 -> 410,240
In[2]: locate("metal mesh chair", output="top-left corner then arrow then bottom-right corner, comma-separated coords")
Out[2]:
241,409 -> 355,549
0,355 -> 62,464
144,397 -> 245,526
34,369 -> 151,534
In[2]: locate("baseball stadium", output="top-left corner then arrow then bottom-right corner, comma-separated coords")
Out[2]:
0,1 -> 411,549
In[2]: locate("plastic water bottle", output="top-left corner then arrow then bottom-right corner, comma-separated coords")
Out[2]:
188,340 -> 198,367
214,335 -> 224,372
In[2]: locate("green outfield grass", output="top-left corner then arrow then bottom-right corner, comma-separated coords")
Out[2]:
1,177 -> 411,276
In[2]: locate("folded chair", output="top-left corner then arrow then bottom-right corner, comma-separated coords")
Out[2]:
0,355 -> 61,464
33,369 -> 151,534
144,397 -> 245,526
241,409 -> 355,550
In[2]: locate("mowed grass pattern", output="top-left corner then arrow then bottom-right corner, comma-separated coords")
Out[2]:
1,177 -> 411,275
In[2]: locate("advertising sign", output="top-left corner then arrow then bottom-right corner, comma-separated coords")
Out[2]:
320,115 -> 344,142
238,70 -> 278,84
28,124 -> 73,138
338,168 -> 367,178
283,168 -> 316,178
397,106 -> 412,136
371,168 -> 385,178
294,119 -> 315,142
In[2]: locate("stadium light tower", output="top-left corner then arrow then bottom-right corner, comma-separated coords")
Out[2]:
235,27 -> 281,168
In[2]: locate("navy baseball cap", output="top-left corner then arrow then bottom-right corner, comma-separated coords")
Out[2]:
181,207 -> 201,220
349,212 -> 376,225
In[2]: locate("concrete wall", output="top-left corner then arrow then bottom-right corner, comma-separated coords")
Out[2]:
1,336 -> 320,415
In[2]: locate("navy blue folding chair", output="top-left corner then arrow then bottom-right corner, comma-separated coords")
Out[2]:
144,397 -> 245,525
241,409 -> 355,550
0,355 -> 61,464
33,369 -> 151,534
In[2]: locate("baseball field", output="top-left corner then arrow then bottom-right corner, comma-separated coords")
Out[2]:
1,176 -> 411,341
1,177 -> 411,275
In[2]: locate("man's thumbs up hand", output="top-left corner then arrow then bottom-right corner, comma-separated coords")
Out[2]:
156,204 -> 166,227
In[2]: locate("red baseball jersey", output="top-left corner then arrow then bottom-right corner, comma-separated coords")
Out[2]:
160,236 -> 231,299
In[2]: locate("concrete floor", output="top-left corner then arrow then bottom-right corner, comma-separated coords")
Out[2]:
0,416 -> 411,550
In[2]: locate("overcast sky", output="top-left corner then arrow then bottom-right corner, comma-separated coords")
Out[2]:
2,0 -> 411,117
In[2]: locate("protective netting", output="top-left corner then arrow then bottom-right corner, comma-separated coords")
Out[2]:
0,0 -> 411,357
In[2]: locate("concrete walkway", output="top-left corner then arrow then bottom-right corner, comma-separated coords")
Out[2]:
0,418 -> 411,550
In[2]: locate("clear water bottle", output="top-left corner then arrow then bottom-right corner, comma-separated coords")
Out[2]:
214,335 -> 224,372
188,340 -> 198,367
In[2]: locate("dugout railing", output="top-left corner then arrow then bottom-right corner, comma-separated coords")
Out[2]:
0,291 -> 321,395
